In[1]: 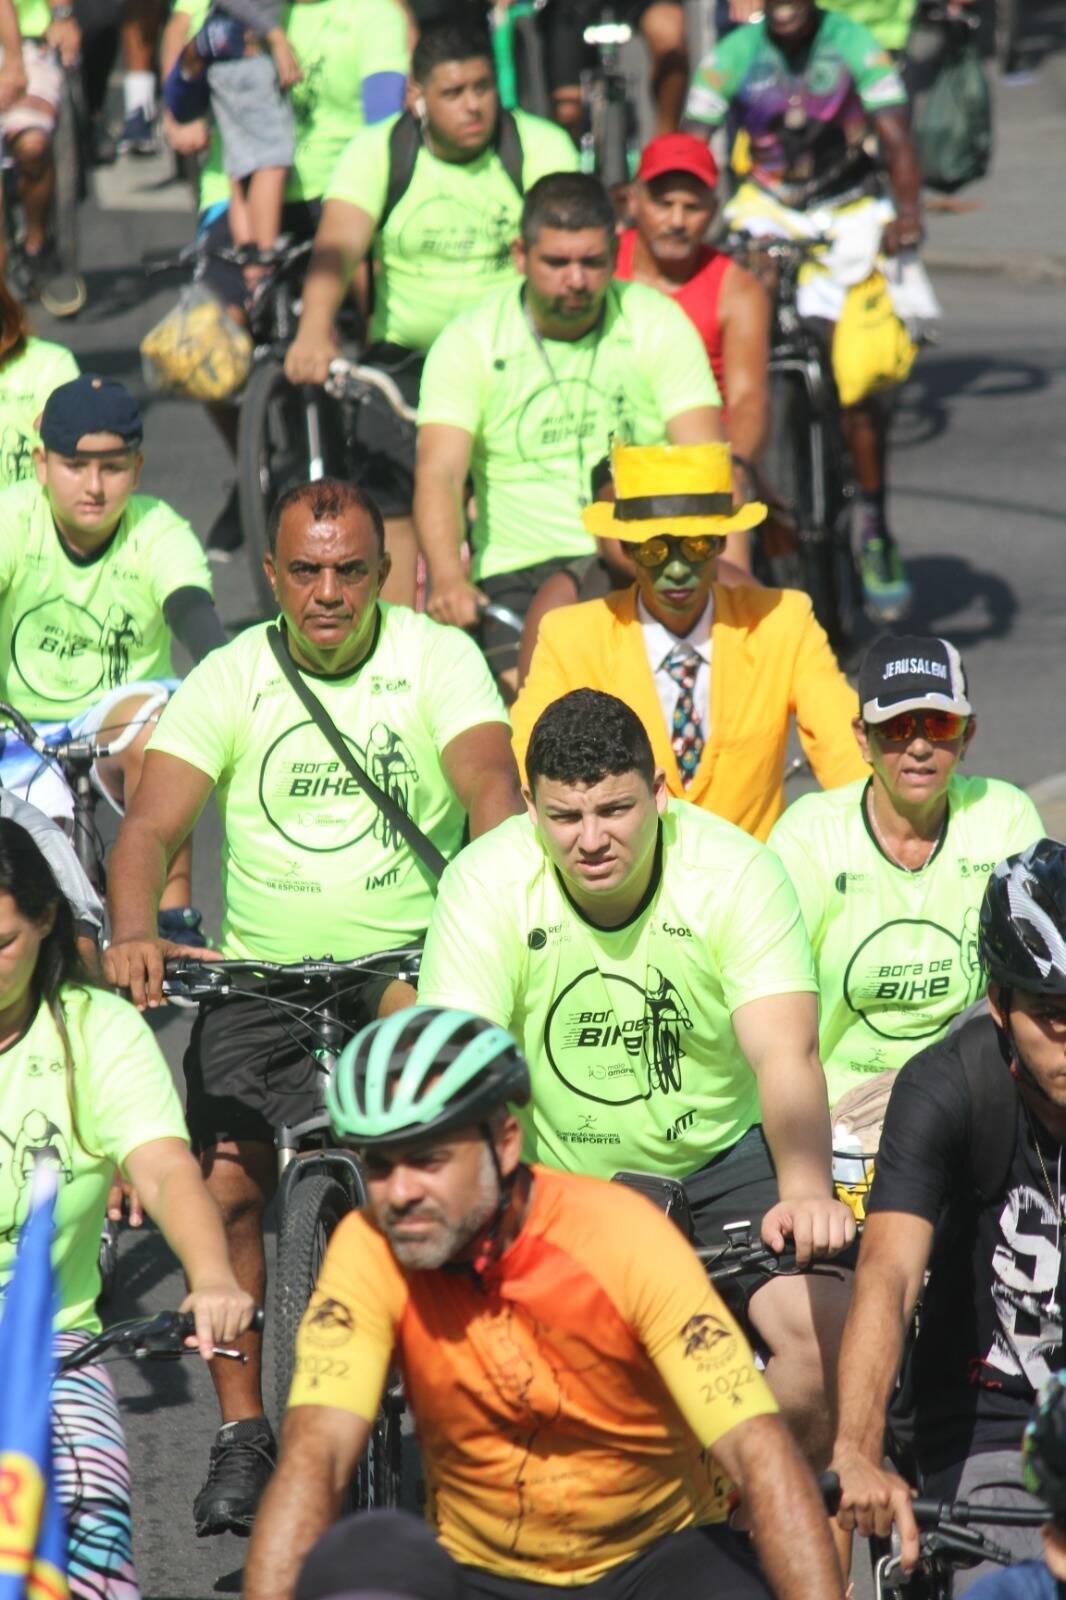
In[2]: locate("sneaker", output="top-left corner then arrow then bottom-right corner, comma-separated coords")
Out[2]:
193,1416 -> 276,1538
860,537 -> 913,623
91,121 -> 118,166
158,905 -> 204,943
206,484 -> 244,562
117,108 -> 158,158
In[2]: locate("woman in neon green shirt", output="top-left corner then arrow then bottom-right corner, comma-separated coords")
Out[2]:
0,819 -> 254,1600
0,268 -> 78,486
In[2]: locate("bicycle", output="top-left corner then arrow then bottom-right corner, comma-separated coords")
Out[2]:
577,2 -> 641,192
161,950 -> 421,1509
1,54 -> 86,318
59,1306 -> 266,1373
725,232 -> 862,649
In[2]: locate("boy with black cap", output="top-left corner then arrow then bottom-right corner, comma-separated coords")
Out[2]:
769,632 -> 1043,1112
0,373 -> 227,933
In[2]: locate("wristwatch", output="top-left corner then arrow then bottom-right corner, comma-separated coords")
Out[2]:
51,6 -> 75,19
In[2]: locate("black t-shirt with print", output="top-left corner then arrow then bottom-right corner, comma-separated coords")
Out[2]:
868,1016 -> 1066,1473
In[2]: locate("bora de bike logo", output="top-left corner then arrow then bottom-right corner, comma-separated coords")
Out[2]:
842,912 -> 982,1040
258,718 -> 419,854
515,378 -> 631,465
397,193 -> 514,267
544,967 -> 693,1106
11,599 -> 142,702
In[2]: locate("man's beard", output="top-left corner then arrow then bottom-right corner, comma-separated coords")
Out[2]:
379,1144 -> 500,1269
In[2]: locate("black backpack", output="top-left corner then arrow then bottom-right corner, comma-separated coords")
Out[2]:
379,108 -> 526,232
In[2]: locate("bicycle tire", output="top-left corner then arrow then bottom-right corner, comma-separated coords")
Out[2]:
237,357 -> 340,617
272,1171 -> 401,1512
995,0 -> 1021,72
44,74 -> 86,318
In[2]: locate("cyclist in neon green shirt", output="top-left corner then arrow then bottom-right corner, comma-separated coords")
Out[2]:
103,476 -> 523,1538
0,267 -> 79,485
769,634 -> 1043,1116
285,21 -> 577,607
415,171 -> 722,691
418,687 -> 855,1467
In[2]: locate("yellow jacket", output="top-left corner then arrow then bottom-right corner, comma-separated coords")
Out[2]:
511,584 -> 868,841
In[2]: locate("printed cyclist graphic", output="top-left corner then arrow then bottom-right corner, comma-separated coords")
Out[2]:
101,605 -> 142,688
366,722 -> 419,849
644,968 -> 692,1095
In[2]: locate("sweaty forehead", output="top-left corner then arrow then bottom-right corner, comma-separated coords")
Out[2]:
277,509 -> 378,562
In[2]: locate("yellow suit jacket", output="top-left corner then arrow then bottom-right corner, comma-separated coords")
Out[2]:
511,584 -> 868,841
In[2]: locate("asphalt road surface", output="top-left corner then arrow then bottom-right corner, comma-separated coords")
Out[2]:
37,145 -> 1066,1599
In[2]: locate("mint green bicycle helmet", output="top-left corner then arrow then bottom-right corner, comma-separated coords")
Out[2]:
329,1005 -> 530,1147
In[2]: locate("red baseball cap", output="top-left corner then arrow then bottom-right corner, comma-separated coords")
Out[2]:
636,133 -> 719,189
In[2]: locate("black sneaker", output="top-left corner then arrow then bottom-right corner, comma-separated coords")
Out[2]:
206,484 -> 243,562
193,1416 -> 276,1538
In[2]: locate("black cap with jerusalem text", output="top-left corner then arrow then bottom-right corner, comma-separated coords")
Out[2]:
39,375 -> 144,456
859,634 -> 972,724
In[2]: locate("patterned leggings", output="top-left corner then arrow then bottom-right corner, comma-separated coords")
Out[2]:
53,1332 -> 140,1600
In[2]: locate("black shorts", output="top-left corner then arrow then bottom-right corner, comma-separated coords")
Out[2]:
478,554 -> 613,670
460,1524 -> 768,1600
346,341 -> 423,521
539,0 -> 682,90
183,966 -> 404,1151
198,197 -> 322,313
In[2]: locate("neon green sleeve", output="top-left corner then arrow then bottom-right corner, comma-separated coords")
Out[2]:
147,646 -> 234,782
638,288 -> 722,414
684,27 -> 754,127
714,843 -> 818,1014
767,800 -> 834,945
324,120 -> 392,218
138,499 -> 214,604
77,991 -> 190,1168
418,618 -> 509,749
416,315 -> 488,433
516,111 -> 581,182
417,836 -> 524,1027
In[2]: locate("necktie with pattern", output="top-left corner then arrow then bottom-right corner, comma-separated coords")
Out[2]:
664,643 -> 704,785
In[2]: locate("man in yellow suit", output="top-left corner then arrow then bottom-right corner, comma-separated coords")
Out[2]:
511,441 -> 866,840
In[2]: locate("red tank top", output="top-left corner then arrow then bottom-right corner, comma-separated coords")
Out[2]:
615,230 -> 732,405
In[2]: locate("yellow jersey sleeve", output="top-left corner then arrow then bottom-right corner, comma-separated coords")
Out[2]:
287,1212 -> 406,1420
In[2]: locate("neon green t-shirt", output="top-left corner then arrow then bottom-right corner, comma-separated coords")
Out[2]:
148,609 -> 508,963
180,0 -> 409,211
819,0 -> 919,53
0,339 -> 79,488
768,775 -> 1044,1107
418,802 -> 817,1180
326,111 -> 578,353
15,0 -> 51,37
0,987 -> 189,1334
417,281 -> 721,581
0,483 -> 213,721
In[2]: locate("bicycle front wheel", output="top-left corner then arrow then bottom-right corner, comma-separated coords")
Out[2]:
273,1171 -> 351,1420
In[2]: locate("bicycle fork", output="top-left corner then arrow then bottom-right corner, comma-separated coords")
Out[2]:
301,386 -> 327,482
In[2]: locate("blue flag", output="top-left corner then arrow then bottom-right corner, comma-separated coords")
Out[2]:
0,1166 -> 69,1600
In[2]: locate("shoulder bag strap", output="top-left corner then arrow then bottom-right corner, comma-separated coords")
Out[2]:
266,623 -> 447,882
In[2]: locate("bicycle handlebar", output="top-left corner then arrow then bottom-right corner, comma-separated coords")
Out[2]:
161,949 -> 422,1000
60,1307 -> 265,1372
0,699 -> 118,764
325,358 -> 417,423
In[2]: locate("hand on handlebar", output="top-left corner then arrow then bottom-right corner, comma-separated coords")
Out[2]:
106,1170 -> 144,1227
428,576 -> 487,630
47,15 -> 82,67
830,1445 -> 921,1568
285,329 -> 338,386
761,1195 -> 855,1266
180,1280 -> 258,1361
882,216 -> 924,256
103,936 -> 222,1012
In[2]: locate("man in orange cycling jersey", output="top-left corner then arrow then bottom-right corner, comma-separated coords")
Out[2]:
245,1007 -> 845,1600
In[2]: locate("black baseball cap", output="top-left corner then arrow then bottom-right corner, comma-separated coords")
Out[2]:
859,633 -> 972,723
295,1511 -> 465,1600
39,376 -> 144,456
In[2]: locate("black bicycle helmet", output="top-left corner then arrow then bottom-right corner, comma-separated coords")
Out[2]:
979,839 -> 1066,995
1024,1372 -> 1066,1522
329,1005 -> 531,1147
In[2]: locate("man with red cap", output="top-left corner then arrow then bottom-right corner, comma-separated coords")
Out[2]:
616,133 -> 771,530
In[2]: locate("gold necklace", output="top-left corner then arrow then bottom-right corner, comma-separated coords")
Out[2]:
865,788 -> 945,875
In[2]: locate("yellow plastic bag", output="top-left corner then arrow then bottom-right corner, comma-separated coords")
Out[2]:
140,285 -> 253,402
832,270 -> 917,407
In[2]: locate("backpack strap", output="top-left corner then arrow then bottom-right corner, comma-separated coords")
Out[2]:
379,111 -> 423,233
957,1013 -> 1019,1205
380,109 -> 525,234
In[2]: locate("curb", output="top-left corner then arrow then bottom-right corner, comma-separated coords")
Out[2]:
923,249 -> 1066,285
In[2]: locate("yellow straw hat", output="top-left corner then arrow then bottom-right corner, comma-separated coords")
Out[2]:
582,441 -> 767,542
